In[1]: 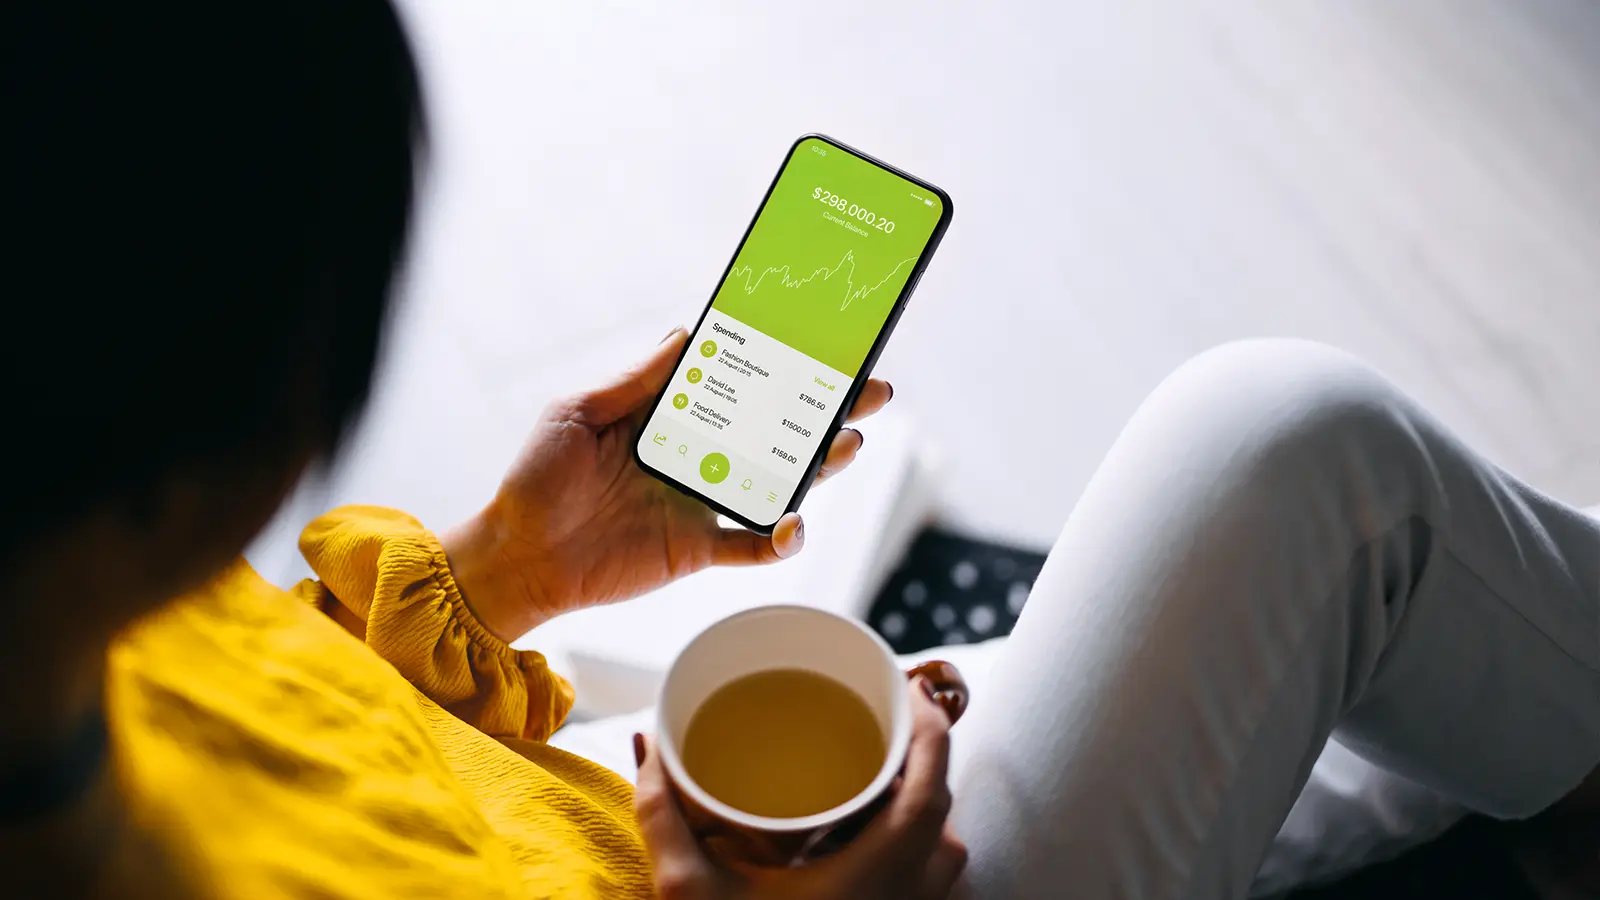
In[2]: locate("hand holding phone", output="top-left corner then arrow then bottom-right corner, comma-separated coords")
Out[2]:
441,327 -> 900,640
634,135 -> 951,534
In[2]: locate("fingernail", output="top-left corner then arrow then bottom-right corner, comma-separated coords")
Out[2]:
794,519 -> 805,544
632,732 -> 646,768
659,327 -> 683,345
886,381 -> 895,401
917,676 -> 937,702
850,428 -> 864,449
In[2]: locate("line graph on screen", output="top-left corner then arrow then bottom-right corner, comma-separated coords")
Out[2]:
727,251 -> 918,312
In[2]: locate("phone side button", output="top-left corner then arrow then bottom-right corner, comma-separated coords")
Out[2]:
904,271 -> 923,301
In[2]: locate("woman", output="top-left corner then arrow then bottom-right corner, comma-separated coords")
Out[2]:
6,2 -> 956,897
5,2 -> 1596,899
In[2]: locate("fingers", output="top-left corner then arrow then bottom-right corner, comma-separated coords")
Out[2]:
816,378 -> 891,486
845,379 -> 893,423
710,513 -> 804,566
897,677 -> 956,847
633,733 -> 715,892
814,429 -> 864,485
921,826 -> 969,899
847,678 -> 954,875
568,328 -> 688,427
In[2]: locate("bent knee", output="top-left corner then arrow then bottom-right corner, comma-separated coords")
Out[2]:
1163,339 -> 1410,448
1129,340 -> 1429,499
1163,339 -> 1395,423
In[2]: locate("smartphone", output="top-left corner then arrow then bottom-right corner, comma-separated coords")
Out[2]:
634,134 -> 952,534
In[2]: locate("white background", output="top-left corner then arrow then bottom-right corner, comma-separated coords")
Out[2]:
251,0 -> 1600,586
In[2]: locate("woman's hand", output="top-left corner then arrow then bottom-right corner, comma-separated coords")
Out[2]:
633,678 -> 968,900
440,328 -> 894,642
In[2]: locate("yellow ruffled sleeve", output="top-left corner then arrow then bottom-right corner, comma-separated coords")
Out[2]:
296,505 -> 573,741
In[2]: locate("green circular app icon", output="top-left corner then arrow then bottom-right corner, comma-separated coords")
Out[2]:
699,339 -> 717,358
671,393 -> 689,410
686,367 -> 703,384
699,452 -> 730,484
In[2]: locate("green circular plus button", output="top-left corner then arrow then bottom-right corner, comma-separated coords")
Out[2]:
686,367 -> 703,384
699,339 -> 717,358
699,452 -> 730,484
672,393 -> 689,409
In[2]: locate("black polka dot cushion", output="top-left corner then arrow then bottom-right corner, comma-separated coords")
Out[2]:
865,528 -> 1047,654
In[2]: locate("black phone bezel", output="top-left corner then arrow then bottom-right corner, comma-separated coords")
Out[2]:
632,133 -> 954,536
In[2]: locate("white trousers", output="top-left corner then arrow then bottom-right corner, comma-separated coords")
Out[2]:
948,340 -> 1600,899
552,340 -> 1600,898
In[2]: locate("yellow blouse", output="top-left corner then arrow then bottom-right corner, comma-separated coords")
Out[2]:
107,506 -> 652,898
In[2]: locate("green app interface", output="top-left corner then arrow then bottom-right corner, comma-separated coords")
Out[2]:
638,137 -> 945,526
710,138 -> 943,376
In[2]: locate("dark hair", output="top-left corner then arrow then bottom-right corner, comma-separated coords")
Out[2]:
4,2 -> 424,547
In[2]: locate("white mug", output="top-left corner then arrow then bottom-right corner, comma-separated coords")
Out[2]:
654,604 -> 967,866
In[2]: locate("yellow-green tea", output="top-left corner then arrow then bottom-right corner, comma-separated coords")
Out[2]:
681,668 -> 886,818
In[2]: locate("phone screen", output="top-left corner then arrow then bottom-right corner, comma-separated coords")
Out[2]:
635,135 -> 949,530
